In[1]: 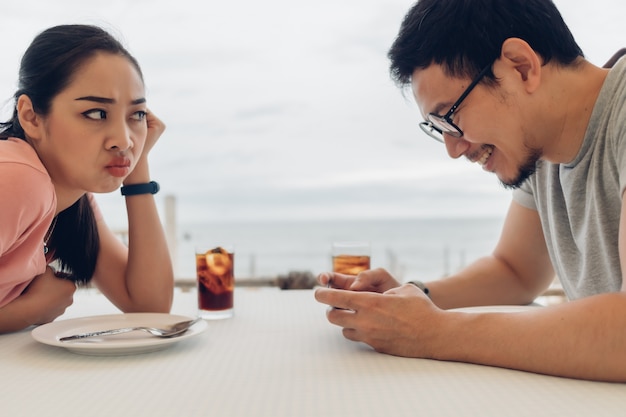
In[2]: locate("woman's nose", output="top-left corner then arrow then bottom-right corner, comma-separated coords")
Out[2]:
106,121 -> 133,151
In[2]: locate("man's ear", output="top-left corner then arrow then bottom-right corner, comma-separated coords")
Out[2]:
16,94 -> 44,141
497,38 -> 542,93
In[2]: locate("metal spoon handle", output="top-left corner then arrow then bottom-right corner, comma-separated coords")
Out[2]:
59,327 -> 136,342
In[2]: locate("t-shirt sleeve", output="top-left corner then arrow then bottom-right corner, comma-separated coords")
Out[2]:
0,159 -> 56,307
612,92 -> 626,196
0,161 -> 56,256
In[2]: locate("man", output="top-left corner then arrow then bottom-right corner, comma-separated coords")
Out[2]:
314,0 -> 626,382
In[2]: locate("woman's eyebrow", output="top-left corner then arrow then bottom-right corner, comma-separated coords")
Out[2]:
75,96 -> 146,105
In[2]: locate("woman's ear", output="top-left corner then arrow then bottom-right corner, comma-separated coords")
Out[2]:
497,38 -> 542,93
16,94 -> 44,141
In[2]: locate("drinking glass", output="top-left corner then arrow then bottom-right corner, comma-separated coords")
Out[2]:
195,245 -> 235,319
331,241 -> 371,275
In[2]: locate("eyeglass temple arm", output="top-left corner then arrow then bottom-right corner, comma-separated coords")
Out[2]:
447,64 -> 492,115
603,48 -> 626,69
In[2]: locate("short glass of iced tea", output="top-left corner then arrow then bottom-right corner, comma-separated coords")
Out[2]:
195,245 -> 234,319
331,241 -> 371,275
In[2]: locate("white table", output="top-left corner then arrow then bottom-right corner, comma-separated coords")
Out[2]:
2,288 -> 625,417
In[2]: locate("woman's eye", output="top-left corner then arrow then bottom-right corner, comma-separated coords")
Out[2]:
131,111 -> 147,122
82,109 -> 106,120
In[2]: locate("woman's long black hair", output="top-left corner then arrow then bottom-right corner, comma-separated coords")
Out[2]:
0,25 -> 144,284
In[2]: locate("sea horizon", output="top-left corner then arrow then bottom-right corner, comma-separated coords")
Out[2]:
169,216 -> 506,283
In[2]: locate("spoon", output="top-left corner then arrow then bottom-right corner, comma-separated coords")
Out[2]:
59,317 -> 202,342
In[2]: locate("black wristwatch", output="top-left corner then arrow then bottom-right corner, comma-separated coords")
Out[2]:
120,181 -> 160,196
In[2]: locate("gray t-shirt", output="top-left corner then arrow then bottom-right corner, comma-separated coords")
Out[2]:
512,58 -> 626,300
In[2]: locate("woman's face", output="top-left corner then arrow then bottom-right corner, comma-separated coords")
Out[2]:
36,52 -> 147,197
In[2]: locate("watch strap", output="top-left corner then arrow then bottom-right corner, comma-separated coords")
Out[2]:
120,181 -> 160,196
407,280 -> 430,298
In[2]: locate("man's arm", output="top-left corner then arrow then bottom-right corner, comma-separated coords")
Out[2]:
316,198 -> 626,381
430,290 -> 626,381
427,201 -> 555,309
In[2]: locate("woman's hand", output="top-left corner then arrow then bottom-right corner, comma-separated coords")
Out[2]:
21,267 -> 76,325
142,110 -> 166,156
124,110 -> 165,185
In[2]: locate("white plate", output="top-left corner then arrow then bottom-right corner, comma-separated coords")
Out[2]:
450,305 -> 540,313
31,313 -> 208,356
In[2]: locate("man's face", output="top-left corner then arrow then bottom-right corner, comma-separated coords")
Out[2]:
411,64 -> 541,189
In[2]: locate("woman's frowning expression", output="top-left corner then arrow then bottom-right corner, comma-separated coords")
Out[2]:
34,52 -> 147,195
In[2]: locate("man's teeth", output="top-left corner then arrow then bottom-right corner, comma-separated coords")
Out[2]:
477,147 -> 493,166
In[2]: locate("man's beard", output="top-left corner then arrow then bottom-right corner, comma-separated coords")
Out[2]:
500,147 -> 541,190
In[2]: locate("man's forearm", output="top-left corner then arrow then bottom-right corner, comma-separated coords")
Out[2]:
433,292 -> 626,381
428,255 -> 553,310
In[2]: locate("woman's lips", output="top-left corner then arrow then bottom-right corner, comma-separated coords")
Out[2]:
106,157 -> 131,177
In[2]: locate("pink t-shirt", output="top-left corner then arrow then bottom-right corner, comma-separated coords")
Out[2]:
0,138 -> 56,307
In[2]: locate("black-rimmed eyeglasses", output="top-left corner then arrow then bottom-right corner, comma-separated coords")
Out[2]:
419,63 -> 492,143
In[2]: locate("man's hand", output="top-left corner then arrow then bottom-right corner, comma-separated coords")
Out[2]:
315,281 -> 441,357
318,268 -> 402,293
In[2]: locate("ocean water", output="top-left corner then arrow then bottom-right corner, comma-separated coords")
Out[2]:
173,217 -> 506,282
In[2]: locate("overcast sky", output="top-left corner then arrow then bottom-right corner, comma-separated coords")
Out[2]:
2,0 -> 625,227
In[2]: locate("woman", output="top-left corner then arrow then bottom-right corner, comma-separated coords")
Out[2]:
0,24 -> 174,333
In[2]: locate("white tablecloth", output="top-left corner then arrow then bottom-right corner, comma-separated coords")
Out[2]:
2,288 -> 625,417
